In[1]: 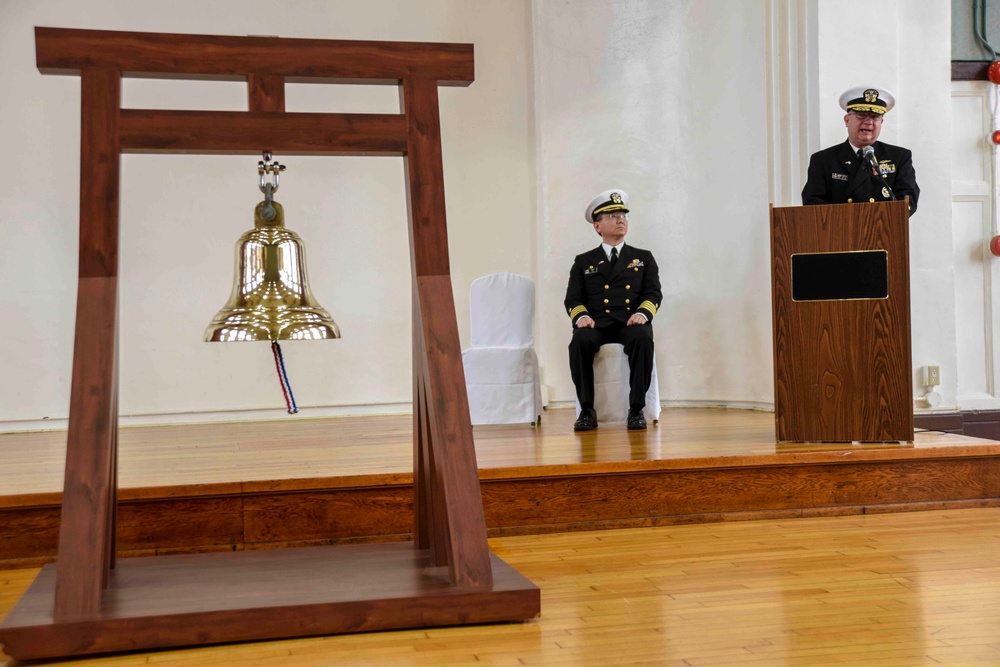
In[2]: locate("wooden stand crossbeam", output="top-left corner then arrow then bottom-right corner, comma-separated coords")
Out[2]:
0,27 -> 538,661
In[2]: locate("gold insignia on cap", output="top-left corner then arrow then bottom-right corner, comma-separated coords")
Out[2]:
611,192 -> 623,204
864,89 -> 879,103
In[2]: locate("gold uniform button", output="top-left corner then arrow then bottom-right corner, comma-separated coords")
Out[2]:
869,198 -> 875,202
625,299 -> 630,304
625,285 -> 631,289
605,309 -> 610,313
603,298 -> 609,304
604,284 -> 609,289
634,267 -> 638,272
847,198 -> 853,203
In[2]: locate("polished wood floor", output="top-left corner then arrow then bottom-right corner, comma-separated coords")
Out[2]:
3,408 -> 998,567
0,407 -> 991,498
3,507 -> 1000,666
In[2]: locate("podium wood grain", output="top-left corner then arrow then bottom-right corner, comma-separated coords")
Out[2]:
771,202 -> 913,442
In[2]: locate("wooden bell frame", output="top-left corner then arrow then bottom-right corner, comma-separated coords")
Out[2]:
0,27 -> 539,661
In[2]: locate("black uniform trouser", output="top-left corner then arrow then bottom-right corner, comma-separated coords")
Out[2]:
569,322 -> 654,412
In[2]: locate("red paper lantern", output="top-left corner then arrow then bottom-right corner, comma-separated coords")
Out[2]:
991,235 -> 1000,257
989,60 -> 1000,85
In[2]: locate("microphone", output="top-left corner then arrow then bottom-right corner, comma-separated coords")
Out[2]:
862,145 -> 879,173
861,144 -> 896,201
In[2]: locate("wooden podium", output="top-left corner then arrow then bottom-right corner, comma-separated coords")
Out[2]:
770,201 -> 913,443
0,28 -> 539,661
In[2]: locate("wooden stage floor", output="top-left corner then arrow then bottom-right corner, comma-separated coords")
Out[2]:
2,407 -> 999,566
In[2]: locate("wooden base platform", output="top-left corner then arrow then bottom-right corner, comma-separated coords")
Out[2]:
0,544 -> 538,660
2,407 -> 999,567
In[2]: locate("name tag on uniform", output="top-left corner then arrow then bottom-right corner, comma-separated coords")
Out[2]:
832,173 -> 848,181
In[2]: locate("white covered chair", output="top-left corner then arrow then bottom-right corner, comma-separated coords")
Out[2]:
461,272 -> 544,425
575,344 -> 661,424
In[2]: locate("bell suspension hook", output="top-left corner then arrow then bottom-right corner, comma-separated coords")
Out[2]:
258,151 -> 286,221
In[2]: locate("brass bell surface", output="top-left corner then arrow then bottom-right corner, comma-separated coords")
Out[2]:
205,200 -> 340,342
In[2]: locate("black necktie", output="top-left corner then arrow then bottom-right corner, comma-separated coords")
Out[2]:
610,247 -> 618,266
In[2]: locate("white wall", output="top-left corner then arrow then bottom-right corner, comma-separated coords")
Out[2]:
0,0 -> 536,427
535,0 -> 959,412
952,80 -> 1000,409
0,0 -> 969,429
533,0 -> 774,409
813,0 -> 958,408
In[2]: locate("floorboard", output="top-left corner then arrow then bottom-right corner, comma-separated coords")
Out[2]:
0,407 -> 990,496
3,508 -> 1000,666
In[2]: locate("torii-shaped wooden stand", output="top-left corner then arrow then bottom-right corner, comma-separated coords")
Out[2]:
0,28 -> 539,661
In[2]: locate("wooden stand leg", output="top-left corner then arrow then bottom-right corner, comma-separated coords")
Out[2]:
54,69 -> 121,621
404,76 -> 492,589
412,291 -> 449,564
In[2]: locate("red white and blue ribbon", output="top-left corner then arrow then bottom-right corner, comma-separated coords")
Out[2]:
271,341 -> 298,414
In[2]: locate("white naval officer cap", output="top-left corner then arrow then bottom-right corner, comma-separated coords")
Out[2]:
838,86 -> 895,115
585,189 -> 630,223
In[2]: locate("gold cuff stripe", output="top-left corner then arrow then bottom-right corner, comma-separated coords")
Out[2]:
569,305 -> 589,319
639,301 -> 658,316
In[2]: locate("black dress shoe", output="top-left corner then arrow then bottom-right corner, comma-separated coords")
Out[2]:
574,408 -> 598,432
627,408 -> 647,430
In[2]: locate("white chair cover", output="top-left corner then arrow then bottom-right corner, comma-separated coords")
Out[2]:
462,273 -> 544,425
575,344 -> 661,424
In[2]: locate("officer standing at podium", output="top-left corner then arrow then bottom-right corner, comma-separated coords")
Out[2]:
564,189 -> 661,432
801,86 -> 919,215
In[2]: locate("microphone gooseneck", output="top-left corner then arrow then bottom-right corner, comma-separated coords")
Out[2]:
861,144 -> 896,202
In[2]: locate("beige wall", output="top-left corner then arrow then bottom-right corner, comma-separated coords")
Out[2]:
0,0 -> 536,427
0,0 -> 968,429
534,0 -> 773,407
814,0 -> 958,408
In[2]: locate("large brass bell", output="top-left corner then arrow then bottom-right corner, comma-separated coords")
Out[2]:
205,195 -> 340,342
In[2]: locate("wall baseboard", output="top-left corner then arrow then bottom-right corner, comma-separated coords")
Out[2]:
914,410 -> 1000,441
0,402 -> 415,434
5,402 -> 998,441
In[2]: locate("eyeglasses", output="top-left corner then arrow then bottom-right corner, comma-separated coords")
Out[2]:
850,112 -> 883,123
599,212 -> 628,222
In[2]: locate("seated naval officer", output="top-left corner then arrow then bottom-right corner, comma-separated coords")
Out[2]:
801,86 -> 919,215
565,189 -> 662,432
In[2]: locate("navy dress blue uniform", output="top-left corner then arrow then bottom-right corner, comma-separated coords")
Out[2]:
802,86 -> 919,216
802,140 -> 919,215
565,242 -> 661,421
